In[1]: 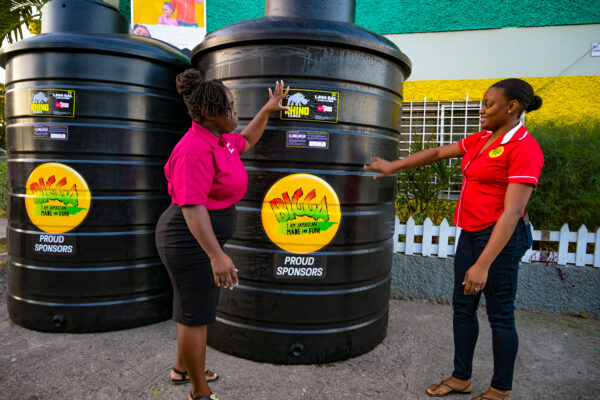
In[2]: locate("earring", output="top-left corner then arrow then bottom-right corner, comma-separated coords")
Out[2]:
507,110 -> 511,114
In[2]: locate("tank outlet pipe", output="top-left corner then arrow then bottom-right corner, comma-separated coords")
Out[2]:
265,0 -> 356,23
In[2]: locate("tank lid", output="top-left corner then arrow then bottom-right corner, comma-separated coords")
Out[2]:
41,0 -> 130,35
0,33 -> 190,69
192,17 -> 411,77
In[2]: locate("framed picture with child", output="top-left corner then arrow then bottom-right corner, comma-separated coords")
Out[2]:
131,0 -> 206,52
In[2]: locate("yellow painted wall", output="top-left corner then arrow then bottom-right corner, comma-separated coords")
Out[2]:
404,75 -> 600,127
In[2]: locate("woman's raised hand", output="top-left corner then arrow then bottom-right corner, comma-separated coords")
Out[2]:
263,80 -> 290,113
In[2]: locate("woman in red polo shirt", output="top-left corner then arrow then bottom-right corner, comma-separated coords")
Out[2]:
156,69 -> 289,400
366,79 -> 543,400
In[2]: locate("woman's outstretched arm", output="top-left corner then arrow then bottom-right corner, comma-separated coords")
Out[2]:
365,142 -> 462,179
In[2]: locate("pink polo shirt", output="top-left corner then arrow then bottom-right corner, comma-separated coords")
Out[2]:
164,122 -> 248,209
453,123 -> 544,231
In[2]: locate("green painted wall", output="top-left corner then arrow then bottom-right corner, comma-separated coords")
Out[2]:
120,0 -> 600,34
119,0 -> 131,22
356,0 -> 600,34
121,1 -> 600,34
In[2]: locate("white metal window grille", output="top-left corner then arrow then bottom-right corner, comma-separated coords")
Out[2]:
399,96 -> 482,199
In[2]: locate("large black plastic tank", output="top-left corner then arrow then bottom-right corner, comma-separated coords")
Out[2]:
191,0 -> 411,363
0,0 -> 190,332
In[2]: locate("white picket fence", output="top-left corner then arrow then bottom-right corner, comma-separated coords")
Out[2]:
394,216 -> 600,267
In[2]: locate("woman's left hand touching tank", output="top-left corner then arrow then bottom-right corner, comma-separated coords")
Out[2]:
365,156 -> 395,179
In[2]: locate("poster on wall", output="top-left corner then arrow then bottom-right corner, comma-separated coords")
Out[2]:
131,0 -> 206,52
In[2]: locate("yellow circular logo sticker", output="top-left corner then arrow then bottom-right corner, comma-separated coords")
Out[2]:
489,146 -> 504,158
25,162 -> 91,233
261,174 -> 341,254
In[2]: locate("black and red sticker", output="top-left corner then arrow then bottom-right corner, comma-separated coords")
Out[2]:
29,89 -> 76,117
280,88 -> 339,123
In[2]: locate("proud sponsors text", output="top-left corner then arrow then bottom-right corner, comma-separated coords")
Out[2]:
33,234 -> 76,255
273,255 -> 326,280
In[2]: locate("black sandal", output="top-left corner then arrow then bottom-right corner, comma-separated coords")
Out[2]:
190,392 -> 219,400
172,367 -> 219,384
171,367 -> 190,385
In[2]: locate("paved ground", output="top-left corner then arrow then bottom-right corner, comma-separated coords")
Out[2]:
1,270 -> 599,400
0,219 -> 599,399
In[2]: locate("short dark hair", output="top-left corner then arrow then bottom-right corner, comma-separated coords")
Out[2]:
175,69 -> 232,122
491,78 -> 542,114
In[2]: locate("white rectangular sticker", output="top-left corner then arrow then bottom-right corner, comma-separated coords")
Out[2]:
273,254 -> 327,280
286,131 -> 329,149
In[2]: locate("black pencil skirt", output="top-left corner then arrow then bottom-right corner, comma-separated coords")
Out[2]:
155,203 -> 236,326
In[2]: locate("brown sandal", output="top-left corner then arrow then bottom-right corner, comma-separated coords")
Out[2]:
426,379 -> 473,397
471,387 -> 510,400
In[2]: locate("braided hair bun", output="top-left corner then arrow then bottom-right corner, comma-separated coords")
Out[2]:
175,68 -> 231,122
491,78 -> 542,114
526,95 -> 543,112
175,68 -> 203,97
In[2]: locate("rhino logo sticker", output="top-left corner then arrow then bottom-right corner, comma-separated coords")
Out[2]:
287,93 -> 309,106
280,88 -> 339,123
32,92 -> 49,103
29,89 -> 76,117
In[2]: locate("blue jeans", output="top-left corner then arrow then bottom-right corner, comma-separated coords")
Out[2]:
452,219 -> 531,391
177,21 -> 199,27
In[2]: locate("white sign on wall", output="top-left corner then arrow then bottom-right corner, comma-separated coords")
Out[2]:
131,0 -> 206,51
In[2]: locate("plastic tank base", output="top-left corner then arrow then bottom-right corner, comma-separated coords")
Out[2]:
7,291 -> 172,333
208,306 -> 389,364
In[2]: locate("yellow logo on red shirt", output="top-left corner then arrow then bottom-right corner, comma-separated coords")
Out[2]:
261,174 -> 341,254
489,146 -> 504,158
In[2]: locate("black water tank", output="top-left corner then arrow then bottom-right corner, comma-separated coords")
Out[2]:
191,0 -> 411,363
0,0 -> 190,332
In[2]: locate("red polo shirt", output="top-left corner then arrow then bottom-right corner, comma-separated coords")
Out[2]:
164,122 -> 248,209
453,123 -> 544,231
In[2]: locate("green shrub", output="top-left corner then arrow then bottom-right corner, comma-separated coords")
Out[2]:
527,122 -> 600,231
396,198 -> 456,225
0,83 -> 5,150
396,135 -> 460,225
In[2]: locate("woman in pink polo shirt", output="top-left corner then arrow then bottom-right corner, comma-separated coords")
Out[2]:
156,69 -> 289,400
366,79 -> 543,400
